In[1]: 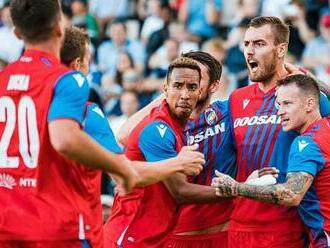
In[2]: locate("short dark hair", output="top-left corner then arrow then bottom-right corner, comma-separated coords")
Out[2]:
182,51 -> 222,85
166,57 -> 201,84
10,0 -> 61,43
60,27 -> 90,66
248,16 -> 290,45
277,74 -> 320,104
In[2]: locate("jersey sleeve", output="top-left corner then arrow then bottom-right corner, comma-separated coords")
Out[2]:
84,103 -> 123,154
287,135 -> 326,176
48,71 -> 89,124
139,121 -> 178,162
320,91 -> 330,117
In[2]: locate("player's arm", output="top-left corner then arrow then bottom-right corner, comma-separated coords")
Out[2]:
48,72 -> 137,192
135,122 -> 204,187
212,136 -> 324,206
83,104 -> 204,187
133,145 -> 204,187
116,94 -> 164,146
212,171 -> 313,206
139,123 -> 225,204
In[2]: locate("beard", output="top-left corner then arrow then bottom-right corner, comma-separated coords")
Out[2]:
249,52 -> 277,83
196,88 -> 211,109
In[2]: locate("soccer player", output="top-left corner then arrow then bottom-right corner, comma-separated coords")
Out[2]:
0,1 -> 203,247
164,51 -> 236,247
60,26 -> 206,248
224,16 -> 330,247
212,74 -> 330,248
104,56 -> 231,248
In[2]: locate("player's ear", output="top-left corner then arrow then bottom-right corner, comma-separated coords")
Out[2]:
163,80 -> 169,97
13,28 -> 22,40
306,97 -> 316,113
277,43 -> 287,59
209,80 -> 220,93
69,57 -> 81,71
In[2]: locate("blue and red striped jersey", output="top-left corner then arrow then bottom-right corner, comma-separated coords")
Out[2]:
229,83 -> 330,232
173,100 -> 236,232
288,117 -> 330,247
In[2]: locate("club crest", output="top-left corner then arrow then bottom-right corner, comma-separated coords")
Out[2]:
204,108 -> 218,125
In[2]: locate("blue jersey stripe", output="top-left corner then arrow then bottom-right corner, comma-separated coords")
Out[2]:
246,96 -> 275,173
241,96 -> 271,176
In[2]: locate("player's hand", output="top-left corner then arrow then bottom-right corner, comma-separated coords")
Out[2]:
113,155 -> 138,196
176,144 -> 205,176
284,63 -> 305,76
211,170 -> 238,197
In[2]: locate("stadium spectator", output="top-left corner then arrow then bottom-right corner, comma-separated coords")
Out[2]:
302,13 -> 330,82
97,20 -> 146,76
0,1 -> 23,63
109,90 -> 139,139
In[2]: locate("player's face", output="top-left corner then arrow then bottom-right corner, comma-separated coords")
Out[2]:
79,42 -> 91,75
276,84 -> 309,133
164,68 -> 201,121
196,62 -> 211,107
244,25 -> 278,83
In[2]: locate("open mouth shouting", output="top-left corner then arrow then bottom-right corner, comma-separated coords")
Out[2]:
247,59 -> 259,73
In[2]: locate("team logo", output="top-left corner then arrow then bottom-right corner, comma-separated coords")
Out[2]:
156,124 -> 167,138
204,108 -> 218,126
243,99 -> 250,109
0,173 -> 16,189
298,140 -> 309,152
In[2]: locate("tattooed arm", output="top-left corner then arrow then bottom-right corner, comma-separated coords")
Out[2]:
212,171 -> 314,206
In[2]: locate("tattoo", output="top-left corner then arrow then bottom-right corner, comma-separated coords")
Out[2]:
236,172 -> 314,205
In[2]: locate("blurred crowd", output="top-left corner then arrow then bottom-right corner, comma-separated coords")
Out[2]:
2,0 -> 330,132
0,0 -> 330,135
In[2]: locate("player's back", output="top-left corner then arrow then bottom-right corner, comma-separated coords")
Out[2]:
173,100 -> 236,233
0,50 -> 92,240
295,117 -> 330,247
229,83 -> 304,232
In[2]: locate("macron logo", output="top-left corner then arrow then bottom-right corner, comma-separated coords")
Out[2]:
73,73 -> 85,87
243,99 -> 250,109
92,106 -> 105,118
298,140 -> 309,152
156,124 -> 167,138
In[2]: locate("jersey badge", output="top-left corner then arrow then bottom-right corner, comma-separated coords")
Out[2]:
204,107 -> 218,126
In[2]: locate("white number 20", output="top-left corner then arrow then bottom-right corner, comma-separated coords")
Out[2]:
0,96 -> 40,168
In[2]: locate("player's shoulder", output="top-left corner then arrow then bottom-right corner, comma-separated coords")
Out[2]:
55,70 -> 89,90
141,121 -> 175,141
229,84 -> 256,101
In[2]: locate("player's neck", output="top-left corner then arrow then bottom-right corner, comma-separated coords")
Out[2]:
258,64 -> 287,93
299,111 -> 322,134
191,99 -> 211,118
25,38 -> 61,60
